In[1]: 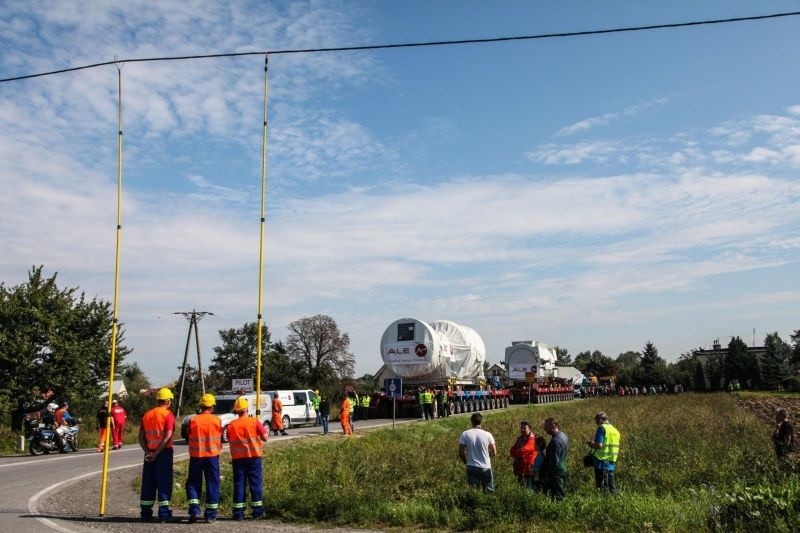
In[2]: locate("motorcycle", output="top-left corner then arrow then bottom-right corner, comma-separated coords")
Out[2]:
25,414 -> 80,455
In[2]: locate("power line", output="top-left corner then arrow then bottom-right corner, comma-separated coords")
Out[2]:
1,10 -> 799,84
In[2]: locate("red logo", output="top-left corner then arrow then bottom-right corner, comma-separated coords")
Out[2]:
415,344 -> 428,357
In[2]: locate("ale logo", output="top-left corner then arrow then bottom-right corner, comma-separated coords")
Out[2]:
415,344 -> 428,357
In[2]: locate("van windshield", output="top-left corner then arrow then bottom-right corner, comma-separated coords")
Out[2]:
216,399 -> 236,413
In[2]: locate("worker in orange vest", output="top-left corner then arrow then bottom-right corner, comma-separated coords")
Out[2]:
340,393 -> 352,435
227,396 -> 269,520
185,393 -> 222,523
271,392 -> 288,436
138,387 -> 175,523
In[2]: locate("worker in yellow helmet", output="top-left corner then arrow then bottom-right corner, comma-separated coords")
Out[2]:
185,393 -> 222,523
138,387 -> 175,522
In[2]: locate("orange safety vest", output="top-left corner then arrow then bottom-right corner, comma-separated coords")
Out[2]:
227,416 -> 265,459
187,412 -> 222,458
340,398 -> 351,419
55,408 -> 66,426
141,406 -> 175,451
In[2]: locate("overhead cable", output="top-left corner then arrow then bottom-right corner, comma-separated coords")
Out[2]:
1,10 -> 799,83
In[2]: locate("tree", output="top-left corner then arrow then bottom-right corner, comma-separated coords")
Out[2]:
667,351 -> 700,390
554,346 -> 572,366
0,266 -> 130,427
119,361 -> 153,420
637,341 -> 667,385
615,351 -> 641,386
285,314 -> 355,389
208,322 -> 306,392
725,337 -> 759,388
574,350 -> 617,378
761,332 -> 792,390
791,329 -> 800,369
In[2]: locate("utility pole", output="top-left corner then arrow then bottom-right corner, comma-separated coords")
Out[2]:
174,310 -> 214,418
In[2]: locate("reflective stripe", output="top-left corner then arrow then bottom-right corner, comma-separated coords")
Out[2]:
187,499 -> 200,505
140,500 -> 155,506
187,413 -> 222,458
206,503 -> 219,509
227,418 -> 264,459
158,500 -> 170,506
595,423 -> 621,463
232,502 -> 246,509
251,501 -> 263,507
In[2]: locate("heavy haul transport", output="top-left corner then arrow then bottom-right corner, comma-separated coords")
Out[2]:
505,340 -> 574,404
375,318 -> 510,417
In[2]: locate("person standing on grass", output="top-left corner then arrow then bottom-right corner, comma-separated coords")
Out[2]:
227,396 -> 268,520
510,421 -> 537,489
540,417 -> 569,500
586,411 -> 620,494
185,393 -> 222,523
459,412 -> 497,492
773,408 -> 795,466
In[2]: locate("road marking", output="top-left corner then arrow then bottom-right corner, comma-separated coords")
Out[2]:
28,451 -> 190,533
0,448 -> 140,469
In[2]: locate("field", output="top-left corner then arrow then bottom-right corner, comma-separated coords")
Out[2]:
165,393 -> 799,531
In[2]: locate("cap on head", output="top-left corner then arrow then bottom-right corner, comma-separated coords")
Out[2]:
156,387 -> 174,401
112,399 -> 118,403
199,393 -> 216,407
234,397 -> 249,412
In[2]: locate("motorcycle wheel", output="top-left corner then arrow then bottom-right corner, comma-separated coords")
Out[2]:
29,441 -> 45,456
69,438 -> 79,452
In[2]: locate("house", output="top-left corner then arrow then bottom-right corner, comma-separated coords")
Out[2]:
99,377 -> 128,399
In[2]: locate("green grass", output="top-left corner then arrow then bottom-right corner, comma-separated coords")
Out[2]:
165,393 -> 795,531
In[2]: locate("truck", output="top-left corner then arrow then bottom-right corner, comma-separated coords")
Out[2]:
376,318 -> 510,417
504,340 -> 574,404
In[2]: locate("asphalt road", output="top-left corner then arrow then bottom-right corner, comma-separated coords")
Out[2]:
0,417 -> 415,533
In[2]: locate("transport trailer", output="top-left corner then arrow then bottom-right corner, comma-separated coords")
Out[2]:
505,340 -> 574,404
376,318 -> 512,418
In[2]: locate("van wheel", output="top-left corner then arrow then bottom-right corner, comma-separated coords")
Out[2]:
222,426 -> 229,443
282,415 -> 291,430
263,421 -> 271,433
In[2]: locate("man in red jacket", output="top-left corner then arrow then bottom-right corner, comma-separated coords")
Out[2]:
510,421 -> 537,489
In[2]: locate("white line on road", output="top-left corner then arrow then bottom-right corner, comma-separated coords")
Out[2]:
28,451 -> 190,533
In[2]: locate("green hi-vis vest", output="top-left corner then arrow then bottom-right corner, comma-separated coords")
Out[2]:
360,395 -> 370,407
312,395 -> 321,409
595,423 -> 620,463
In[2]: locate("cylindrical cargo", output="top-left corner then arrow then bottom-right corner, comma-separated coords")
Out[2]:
504,341 -> 557,381
379,318 -> 486,380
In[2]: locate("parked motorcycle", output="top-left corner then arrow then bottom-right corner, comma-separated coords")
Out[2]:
25,414 -> 80,455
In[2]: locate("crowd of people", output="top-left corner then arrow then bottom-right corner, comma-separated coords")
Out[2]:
459,411 -> 621,499
579,383 -> 684,398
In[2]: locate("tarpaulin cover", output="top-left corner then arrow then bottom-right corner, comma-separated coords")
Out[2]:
380,318 -> 485,380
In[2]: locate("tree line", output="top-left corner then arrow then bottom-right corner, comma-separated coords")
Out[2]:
0,267 -> 357,427
556,333 -> 800,392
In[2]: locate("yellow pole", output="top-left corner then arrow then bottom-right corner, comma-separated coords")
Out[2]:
255,52 -> 269,415
99,63 -> 124,517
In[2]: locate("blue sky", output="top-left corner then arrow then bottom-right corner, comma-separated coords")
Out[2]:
1,1 -> 799,385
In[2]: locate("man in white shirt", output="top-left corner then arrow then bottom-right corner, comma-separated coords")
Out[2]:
458,412 -> 497,492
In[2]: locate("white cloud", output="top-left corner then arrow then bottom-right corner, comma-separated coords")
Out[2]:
557,98 -> 669,137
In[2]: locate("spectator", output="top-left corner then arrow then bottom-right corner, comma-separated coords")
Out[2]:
540,417 -> 569,500
773,408 -> 795,467
586,411 -> 620,494
458,413 -> 497,492
510,421 -> 537,489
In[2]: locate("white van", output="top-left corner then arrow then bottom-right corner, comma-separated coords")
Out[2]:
270,389 -> 317,429
180,389 -> 317,441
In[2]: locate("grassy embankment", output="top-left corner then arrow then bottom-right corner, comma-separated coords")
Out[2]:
165,393 -> 799,531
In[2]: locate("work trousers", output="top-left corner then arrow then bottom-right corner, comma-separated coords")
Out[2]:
140,448 -> 173,520
321,414 -> 329,434
543,469 -> 567,501
186,456 -> 220,519
112,421 -> 125,447
341,414 -> 352,435
594,466 -> 617,494
232,457 -> 264,519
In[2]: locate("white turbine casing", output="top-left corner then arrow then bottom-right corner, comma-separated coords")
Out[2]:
380,318 -> 486,380
504,341 -> 558,380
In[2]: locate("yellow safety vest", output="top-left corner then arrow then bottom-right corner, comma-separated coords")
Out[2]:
595,422 -> 620,463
